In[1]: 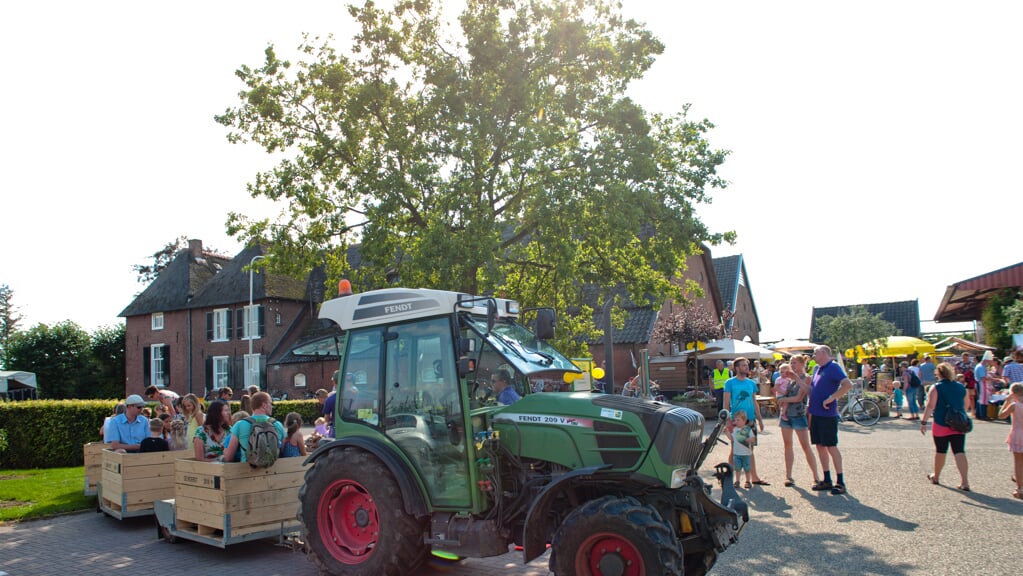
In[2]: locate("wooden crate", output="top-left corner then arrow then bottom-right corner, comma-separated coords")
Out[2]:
83,442 -> 107,495
99,449 -> 178,517
173,457 -> 310,541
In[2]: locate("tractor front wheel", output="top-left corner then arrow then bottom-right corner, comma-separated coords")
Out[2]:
299,447 -> 428,576
551,496 -> 683,576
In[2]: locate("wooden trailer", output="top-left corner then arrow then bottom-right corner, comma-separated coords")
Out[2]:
155,456 -> 310,547
98,449 -> 178,519
83,442 -> 107,496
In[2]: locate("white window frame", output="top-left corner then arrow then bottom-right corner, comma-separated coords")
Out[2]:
213,356 -> 230,389
244,353 -> 261,389
244,304 -> 261,341
151,312 -> 164,331
294,373 -> 307,388
212,308 -> 229,342
151,344 -> 167,387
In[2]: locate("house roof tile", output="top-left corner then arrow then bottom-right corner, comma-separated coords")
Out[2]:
118,249 -> 229,317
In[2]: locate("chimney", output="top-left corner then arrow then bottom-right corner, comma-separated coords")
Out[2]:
188,239 -> 203,258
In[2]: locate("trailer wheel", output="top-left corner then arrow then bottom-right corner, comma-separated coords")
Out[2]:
158,523 -> 178,544
550,496 -> 683,576
300,447 -> 428,576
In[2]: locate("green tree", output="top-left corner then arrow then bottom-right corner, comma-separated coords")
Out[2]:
4,321 -> 92,399
86,323 -> 126,399
982,288 -> 1018,351
1003,297 -> 1023,339
131,236 -> 189,284
0,284 -> 22,369
217,0 -> 732,351
812,306 -> 897,360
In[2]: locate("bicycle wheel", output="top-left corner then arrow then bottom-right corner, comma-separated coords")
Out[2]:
851,399 -> 880,426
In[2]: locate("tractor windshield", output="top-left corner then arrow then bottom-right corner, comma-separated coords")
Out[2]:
464,315 -> 580,377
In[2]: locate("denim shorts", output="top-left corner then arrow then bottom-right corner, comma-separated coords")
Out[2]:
779,414 -> 808,430
733,454 -> 751,471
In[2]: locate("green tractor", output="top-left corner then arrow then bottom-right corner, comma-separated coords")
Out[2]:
300,288 -> 747,576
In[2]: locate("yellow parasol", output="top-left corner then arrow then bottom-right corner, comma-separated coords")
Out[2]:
855,336 -> 936,360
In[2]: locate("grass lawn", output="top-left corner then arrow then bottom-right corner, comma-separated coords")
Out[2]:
0,466 -> 94,522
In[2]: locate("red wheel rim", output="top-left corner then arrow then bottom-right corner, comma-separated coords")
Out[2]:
575,532 -> 645,576
317,478 -> 379,563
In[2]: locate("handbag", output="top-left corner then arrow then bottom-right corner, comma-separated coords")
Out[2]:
943,398 -> 973,433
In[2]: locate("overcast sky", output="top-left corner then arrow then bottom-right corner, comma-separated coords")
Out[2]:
2,1 -> 1018,342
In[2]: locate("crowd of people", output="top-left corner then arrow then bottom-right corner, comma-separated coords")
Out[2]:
701,347 -> 1022,500
102,385 -> 309,463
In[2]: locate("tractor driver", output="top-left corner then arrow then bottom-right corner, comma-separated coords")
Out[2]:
492,369 -> 521,405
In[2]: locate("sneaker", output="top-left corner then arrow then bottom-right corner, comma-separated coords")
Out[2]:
812,480 -> 833,491
830,483 -> 847,495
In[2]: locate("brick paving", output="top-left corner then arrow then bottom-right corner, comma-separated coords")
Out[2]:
0,509 -> 552,576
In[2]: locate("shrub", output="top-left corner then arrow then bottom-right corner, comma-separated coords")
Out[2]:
0,399 -> 113,469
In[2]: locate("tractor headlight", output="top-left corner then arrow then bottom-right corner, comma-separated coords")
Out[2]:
670,466 -> 690,489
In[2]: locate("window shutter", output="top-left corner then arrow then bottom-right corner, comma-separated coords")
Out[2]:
226,309 -> 234,340
143,346 -> 151,387
161,345 -> 170,386
258,305 -> 266,338
205,356 -> 213,389
226,356 -> 234,388
260,354 -> 267,389
206,312 -> 213,341
236,308 -> 246,340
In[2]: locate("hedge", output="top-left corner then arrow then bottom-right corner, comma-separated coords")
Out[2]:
0,398 -> 322,470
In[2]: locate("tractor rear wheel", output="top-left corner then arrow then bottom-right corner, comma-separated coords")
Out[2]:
551,495 -> 683,576
299,447 -> 428,576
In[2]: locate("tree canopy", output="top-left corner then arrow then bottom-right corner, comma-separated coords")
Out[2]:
812,306 -> 896,360
3,321 -> 124,399
0,284 -> 22,370
218,0 -> 732,352
651,303 -> 721,354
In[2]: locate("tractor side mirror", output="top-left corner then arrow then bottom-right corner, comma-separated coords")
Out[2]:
534,308 -> 556,340
486,299 -> 497,334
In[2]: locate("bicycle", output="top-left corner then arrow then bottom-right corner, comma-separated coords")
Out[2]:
838,383 -> 880,426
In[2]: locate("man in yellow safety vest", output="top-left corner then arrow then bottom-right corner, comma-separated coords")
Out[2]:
713,359 -> 731,410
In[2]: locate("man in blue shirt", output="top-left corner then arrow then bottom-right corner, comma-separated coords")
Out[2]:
103,394 -> 150,452
808,345 -> 852,494
493,369 -> 521,405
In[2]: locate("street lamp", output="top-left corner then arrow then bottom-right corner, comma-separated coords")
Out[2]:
248,254 -> 266,388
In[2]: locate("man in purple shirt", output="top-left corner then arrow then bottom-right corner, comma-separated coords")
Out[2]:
808,345 -> 852,495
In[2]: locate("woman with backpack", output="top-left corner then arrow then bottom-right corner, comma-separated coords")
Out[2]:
920,362 -> 970,491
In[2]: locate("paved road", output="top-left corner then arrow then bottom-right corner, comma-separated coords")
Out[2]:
2,415 -> 1020,575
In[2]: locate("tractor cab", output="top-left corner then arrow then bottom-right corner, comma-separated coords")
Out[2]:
318,289 -> 580,510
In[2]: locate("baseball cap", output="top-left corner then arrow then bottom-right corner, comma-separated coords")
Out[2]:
125,394 -> 146,406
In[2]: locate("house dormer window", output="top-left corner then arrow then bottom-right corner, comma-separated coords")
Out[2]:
151,312 -> 164,331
